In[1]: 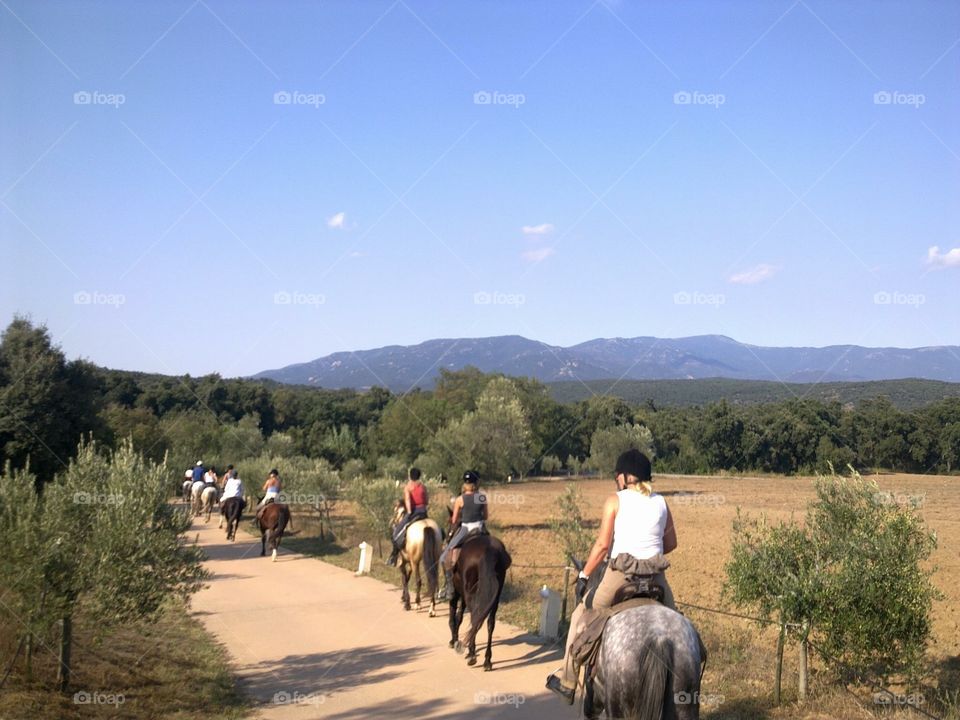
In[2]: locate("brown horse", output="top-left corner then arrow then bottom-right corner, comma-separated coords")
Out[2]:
219,496 -> 244,541
256,501 -> 292,561
448,533 -> 512,671
392,503 -> 442,616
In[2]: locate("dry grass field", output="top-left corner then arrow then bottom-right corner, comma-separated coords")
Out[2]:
288,472 -> 959,720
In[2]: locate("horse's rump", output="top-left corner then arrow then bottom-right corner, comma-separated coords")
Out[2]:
598,604 -> 705,719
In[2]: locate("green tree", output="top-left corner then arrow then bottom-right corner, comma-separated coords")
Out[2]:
549,484 -> 593,563
587,423 -> 655,475
17,440 -> 207,689
423,377 -> 532,482
0,318 -> 102,489
726,469 -> 939,684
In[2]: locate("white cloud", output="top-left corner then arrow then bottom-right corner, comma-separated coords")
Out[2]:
522,247 -> 554,263
926,245 -> 960,268
348,250 -> 367,258
522,223 -> 554,236
728,263 -> 778,285
327,212 -> 346,229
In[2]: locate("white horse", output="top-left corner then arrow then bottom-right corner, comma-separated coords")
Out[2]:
201,485 -> 218,523
190,480 -> 206,516
182,479 -> 194,504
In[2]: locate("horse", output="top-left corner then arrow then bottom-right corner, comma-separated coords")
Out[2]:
391,503 -> 442,616
448,533 -> 512,671
573,557 -> 707,720
190,481 -> 205,516
219,496 -> 244,540
182,479 -> 193,503
200,485 -> 218,523
256,500 -> 292,561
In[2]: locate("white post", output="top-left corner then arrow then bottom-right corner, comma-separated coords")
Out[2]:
356,541 -> 373,576
538,585 -> 562,639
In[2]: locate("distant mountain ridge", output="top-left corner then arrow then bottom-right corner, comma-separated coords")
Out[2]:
252,334 -> 960,391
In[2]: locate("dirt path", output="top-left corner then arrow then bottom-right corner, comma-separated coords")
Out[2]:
188,513 -> 580,719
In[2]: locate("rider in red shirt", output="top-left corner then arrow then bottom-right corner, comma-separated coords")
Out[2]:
387,467 -> 429,566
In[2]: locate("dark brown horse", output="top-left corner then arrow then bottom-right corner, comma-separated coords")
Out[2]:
448,533 -> 512,671
256,502 -> 292,561
219,496 -> 244,541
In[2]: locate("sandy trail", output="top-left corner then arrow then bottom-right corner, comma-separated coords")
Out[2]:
189,513 -> 580,719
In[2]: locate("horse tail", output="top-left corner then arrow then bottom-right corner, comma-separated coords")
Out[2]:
465,548 -> 503,641
422,525 -> 440,597
634,637 -> 670,719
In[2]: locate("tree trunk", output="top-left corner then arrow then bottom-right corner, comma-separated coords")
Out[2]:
25,632 -> 33,681
56,614 -> 72,692
774,621 -> 786,705
798,621 -> 809,701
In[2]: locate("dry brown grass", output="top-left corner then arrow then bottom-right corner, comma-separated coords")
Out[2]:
0,599 -> 249,720
290,472 -> 960,719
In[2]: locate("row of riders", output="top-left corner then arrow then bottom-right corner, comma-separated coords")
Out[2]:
184,452 -> 707,718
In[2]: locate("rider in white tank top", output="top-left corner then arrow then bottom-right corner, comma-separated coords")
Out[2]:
610,489 -> 667,560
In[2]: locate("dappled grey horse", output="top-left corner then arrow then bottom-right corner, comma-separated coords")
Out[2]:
589,602 -> 706,719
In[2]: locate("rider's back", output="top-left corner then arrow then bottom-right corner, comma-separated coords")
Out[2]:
611,490 -> 666,561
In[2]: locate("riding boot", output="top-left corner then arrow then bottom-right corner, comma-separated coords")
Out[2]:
386,546 -> 399,567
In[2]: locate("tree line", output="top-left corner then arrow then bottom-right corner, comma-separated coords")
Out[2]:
2,316 -> 959,495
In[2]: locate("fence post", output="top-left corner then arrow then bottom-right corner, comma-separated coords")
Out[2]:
798,621 -> 809,701
774,619 -> 786,705
538,585 -> 562,640
356,542 -> 372,576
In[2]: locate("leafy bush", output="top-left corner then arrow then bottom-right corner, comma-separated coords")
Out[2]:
725,468 -> 939,682
549,484 -> 593,564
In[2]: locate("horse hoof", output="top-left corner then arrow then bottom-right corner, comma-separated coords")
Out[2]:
429,610 -> 436,618
403,604 -> 411,611
453,641 -> 462,654
271,549 -> 277,562
414,603 -> 421,611
483,663 -> 493,672
466,656 -> 477,667
448,640 -> 455,649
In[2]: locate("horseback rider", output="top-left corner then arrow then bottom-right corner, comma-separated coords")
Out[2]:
439,470 -> 488,599
254,469 -> 282,523
547,449 -> 677,705
221,468 -> 246,512
387,467 -> 429,566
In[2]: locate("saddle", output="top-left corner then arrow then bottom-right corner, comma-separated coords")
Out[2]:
441,525 -> 489,572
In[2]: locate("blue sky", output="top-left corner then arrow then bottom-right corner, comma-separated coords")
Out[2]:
2,0 -> 958,377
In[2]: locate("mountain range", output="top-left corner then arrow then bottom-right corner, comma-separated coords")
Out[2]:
252,335 -> 960,391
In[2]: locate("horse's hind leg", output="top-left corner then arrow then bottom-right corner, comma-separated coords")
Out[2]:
260,528 -> 267,556
400,563 -> 411,611
414,562 -> 422,611
449,596 -> 464,650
